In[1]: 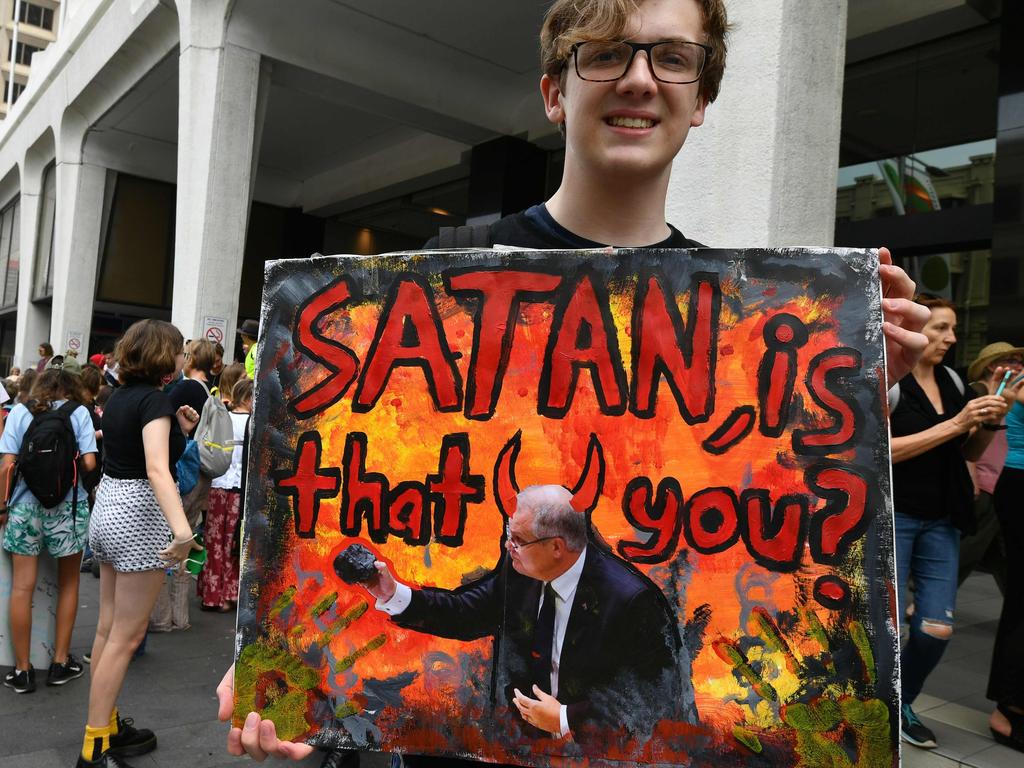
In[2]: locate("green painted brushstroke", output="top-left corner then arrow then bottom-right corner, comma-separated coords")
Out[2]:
334,633 -> 387,673
312,592 -> 338,618
233,641 -> 320,741
784,697 -> 891,768
269,586 -> 297,619
290,625 -> 305,636
335,701 -> 360,719
714,639 -> 778,702
752,608 -> 794,661
732,726 -> 763,754
317,600 -> 369,646
849,620 -> 876,685
804,608 -> 836,675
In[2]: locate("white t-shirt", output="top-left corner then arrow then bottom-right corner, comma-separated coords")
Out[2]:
211,410 -> 248,490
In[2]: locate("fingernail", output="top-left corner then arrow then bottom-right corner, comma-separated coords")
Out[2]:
244,712 -> 258,730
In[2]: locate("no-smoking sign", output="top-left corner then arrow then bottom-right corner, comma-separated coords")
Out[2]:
66,330 -> 85,354
202,315 -> 227,346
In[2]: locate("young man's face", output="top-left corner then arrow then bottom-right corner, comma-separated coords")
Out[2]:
541,0 -> 708,182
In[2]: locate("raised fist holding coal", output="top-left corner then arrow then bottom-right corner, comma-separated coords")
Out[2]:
333,543 -> 396,602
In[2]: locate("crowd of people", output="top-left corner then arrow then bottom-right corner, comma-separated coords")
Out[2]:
0,320 -> 259,768
889,304 -> 1024,752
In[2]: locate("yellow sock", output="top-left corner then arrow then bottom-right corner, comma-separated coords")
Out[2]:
82,724 -> 112,761
109,707 -> 120,733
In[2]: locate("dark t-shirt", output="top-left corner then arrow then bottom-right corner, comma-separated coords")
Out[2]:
424,204 -> 703,250
102,382 -> 186,479
171,377 -> 209,417
890,367 -> 974,525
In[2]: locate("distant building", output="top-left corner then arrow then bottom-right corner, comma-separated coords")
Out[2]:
0,0 -> 61,119
0,0 -> 1017,375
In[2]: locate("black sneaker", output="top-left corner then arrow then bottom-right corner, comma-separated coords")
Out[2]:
47,655 -> 85,686
75,752 -> 137,767
901,704 -> 937,748
3,666 -> 35,693
107,715 -> 156,757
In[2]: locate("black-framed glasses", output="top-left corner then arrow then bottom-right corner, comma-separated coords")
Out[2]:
505,521 -> 558,552
571,40 -> 711,84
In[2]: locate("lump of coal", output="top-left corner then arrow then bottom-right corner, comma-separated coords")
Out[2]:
334,543 -> 377,585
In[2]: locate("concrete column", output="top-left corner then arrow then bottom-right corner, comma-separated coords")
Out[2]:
172,0 -> 268,359
667,0 -> 848,247
49,158 -> 106,360
13,156 -> 52,369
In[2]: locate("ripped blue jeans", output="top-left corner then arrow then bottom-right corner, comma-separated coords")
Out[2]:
894,511 -> 960,706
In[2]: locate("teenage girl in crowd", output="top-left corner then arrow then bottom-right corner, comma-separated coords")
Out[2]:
215,362 -> 246,409
199,377 -> 251,611
78,319 -> 201,768
0,369 -> 97,694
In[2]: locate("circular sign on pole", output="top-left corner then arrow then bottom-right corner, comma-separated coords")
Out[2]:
205,326 -> 224,344
68,337 -> 81,351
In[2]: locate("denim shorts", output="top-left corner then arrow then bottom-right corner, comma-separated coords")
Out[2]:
1,500 -> 90,557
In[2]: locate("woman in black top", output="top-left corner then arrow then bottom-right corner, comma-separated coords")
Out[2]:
890,297 -> 1012,751
77,320 -> 201,768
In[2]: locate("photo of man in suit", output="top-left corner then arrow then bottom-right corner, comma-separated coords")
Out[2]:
366,484 -> 686,750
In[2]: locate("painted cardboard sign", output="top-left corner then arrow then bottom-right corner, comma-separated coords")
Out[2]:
234,248 -> 898,768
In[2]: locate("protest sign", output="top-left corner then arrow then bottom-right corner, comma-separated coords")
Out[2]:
234,248 -> 897,767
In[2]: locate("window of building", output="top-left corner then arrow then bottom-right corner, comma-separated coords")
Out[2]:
96,174 -> 175,308
15,2 -> 55,30
3,80 -> 26,105
32,161 -> 55,300
0,196 -> 19,310
7,40 -> 43,66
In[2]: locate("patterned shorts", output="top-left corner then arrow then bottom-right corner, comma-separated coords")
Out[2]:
1,500 -> 90,557
90,476 -> 172,573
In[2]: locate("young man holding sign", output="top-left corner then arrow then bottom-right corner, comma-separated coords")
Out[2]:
217,0 -> 929,765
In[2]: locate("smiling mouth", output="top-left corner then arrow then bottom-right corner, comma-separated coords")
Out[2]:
606,116 -> 656,129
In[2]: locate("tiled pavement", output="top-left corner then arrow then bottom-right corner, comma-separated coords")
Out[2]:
902,573 -> 1021,768
0,570 -> 1019,766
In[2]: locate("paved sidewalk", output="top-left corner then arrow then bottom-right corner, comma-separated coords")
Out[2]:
0,570 -> 1019,766
901,573 -> 1020,768
0,571 -> 388,768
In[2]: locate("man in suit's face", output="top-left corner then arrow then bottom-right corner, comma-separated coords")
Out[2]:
506,486 -> 585,582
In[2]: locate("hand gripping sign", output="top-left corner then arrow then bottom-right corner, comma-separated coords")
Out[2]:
235,248 -> 898,768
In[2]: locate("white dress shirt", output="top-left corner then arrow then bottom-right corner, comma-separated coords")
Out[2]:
376,546 -> 589,738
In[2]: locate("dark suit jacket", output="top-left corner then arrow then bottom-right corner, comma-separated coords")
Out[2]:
391,542 -> 684,748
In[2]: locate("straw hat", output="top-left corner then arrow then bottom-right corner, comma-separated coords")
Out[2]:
968,341 -> 1024,382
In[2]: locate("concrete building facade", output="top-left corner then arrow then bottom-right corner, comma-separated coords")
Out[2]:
0,0 -> 1017,370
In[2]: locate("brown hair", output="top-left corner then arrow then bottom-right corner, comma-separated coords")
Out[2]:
218,362 -> 246,403
17,369 -> 36,404
230,377 -> 254,410
79,364 -> 104,399
185,339 -> 219,379
115,319 -> 184,385
540,0 -> 730,105
917,295 -> 957,313
38,342 -> 53,357
28,369 -> 85,415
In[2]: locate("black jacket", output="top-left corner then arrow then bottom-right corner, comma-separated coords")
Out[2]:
390,542 -> 684,749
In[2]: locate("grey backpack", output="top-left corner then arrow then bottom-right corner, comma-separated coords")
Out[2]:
193,380 -> 234,478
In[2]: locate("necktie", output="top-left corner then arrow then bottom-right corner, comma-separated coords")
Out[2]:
531,582 -> 558,693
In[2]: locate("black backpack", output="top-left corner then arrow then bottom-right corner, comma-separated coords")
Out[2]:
16,401 -> 81,509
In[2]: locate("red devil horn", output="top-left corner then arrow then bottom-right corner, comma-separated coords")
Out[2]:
494,430 -> 522,519
569,434 -> 604,514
